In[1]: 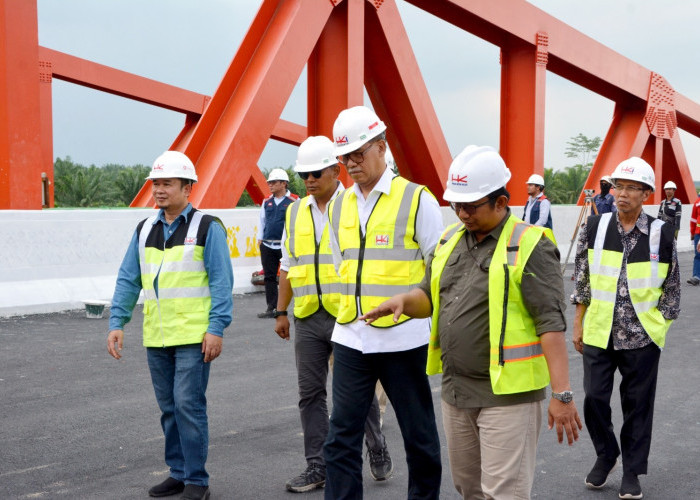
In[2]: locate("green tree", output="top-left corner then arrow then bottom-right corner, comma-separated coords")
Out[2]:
565,133 -> 602,169
54,159 -> 105,207
547,164 -> 591,204
114,165 -> 150,206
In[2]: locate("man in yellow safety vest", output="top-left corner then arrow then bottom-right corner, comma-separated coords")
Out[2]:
323,106 -> 444,499
273,136 -> 391,493
361,145 -> 582,499
107,151 -> 233,500
572,157 -> 680,500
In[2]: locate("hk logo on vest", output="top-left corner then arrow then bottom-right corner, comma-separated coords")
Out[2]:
375,235 -> 390,246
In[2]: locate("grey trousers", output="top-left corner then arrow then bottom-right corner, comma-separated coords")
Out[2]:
294,308 -> 386,465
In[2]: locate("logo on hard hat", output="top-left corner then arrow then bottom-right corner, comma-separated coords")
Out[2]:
621,166 -> 635,174
375,234 -> 390,246
368,121 -> 379,130
154,164 -> 164,171
451,174 -> 468,186
336,135 -> 349,145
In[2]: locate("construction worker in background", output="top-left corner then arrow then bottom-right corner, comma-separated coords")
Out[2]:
273,136 -> 391,493
323,105 -> 443,499
107,151 -> 233,500
571,157 -> 680,500
258,168 -> 298,318
593,175 -> 617,215
688,190 -> 700,285
523,174 -> 553,229
361,145 -> 581,499
657,180 -> 682,239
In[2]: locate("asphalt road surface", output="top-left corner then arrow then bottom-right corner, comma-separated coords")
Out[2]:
1,252 -> 699,499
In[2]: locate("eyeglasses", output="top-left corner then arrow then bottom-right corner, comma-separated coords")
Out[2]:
615,184 -> 646,193
450,199 -> 491,215
337,142 -> 377,165
298,167 -> 330,180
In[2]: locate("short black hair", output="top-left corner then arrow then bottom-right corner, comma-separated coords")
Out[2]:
487,187 -> 510,206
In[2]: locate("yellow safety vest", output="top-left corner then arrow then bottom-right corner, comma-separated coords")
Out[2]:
584,212 -> 674,348
138,210 -> 213,347
329,176 -> 429,327
427,215 -> 553,395
284,196 -> 341,318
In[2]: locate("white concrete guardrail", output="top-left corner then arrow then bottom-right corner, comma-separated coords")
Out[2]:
0,205 -> 694,317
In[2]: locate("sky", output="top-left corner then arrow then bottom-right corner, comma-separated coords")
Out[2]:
36,0 -> 700,179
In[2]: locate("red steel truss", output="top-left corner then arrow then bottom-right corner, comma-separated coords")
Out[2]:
1,0 -> 698,209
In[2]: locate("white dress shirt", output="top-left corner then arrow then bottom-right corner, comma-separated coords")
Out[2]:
329,168 -> 443,353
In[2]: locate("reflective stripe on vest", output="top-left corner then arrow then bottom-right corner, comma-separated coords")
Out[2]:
285,197 -> 341,318
329,177 -> 428,327
427,215 -> 551,395
138,211 -> 211,347
584,212 -> 673,348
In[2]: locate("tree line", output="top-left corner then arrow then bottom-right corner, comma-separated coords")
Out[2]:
52,134 -> 601,207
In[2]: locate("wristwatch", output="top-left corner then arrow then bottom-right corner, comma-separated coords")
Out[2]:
273,310 -> 288,318
551,390 -> 574,403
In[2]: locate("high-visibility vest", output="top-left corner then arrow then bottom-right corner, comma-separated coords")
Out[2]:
284,196 -> 341,318
584,212 -> 674,348
329,176 -> 429,328
427,215 -> 553,395
138,210 -> 216,347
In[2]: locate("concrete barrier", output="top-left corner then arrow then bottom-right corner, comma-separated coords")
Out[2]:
0,204 -> 694,317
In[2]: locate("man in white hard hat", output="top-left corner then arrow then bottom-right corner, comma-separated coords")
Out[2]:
523,173 -> 553,229
257,168 -> 298,318
323,105 -> 444,499
571,157 -> 680,499
593,175 -> 616,215
107,151 -> 233,500
361,145 -> 581,499
272,136 -> 392,492
657,180 -> 682,239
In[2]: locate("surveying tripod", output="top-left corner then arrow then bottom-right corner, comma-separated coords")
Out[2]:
561,189 -> 598,275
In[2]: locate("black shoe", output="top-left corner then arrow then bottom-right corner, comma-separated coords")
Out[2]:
257,309 -> 276,318
285,463 -> 326,493
148,477 -> 185,497
181,484 -> 210,500
687,276 -> 700,286
368,445 -> 393,481
619,473 -> 642,499
585,457 -> 618,489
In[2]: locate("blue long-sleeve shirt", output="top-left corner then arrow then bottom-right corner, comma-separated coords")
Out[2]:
109,204 -> 233,337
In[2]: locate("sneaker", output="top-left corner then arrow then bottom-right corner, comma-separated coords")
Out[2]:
368,445 -> 393,481
148,477 -> 185,497
181,485 -> 210,500
286,463 -> 326,493
257,309 -> 276,318
585,457 -> 618,489
619,473 -> 642,499
687,276 -> 700,286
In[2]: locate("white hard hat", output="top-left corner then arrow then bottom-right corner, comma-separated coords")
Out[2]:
664,180 -> 677,190
611,157 -> 655,191
295,136 -> 337,173
148,151 -> 198,182
526,174 -> 545,186
333,106 -> 387,156
267,168 -> 289,182
443,146 -> 512,203
600,175 -> 613,185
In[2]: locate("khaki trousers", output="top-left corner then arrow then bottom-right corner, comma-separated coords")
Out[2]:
441,399 -> 543,500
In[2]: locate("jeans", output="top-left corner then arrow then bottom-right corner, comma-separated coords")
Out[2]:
693,234 -> 700,279
324,343 -> 442,500
147,345 -> 211,486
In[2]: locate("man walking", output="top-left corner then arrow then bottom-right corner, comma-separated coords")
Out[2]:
523,174 -> 553,228
572,157 -> 680,499
258,168 -> 298,318
274,136 -> 391,493
361,145 -> 581,499
688,191 -> 700,285
107,151 -> 233,500
657,180 -> 682,239
323,106 -> 443,499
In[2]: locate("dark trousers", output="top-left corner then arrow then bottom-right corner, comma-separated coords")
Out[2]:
260,244 -> 281,310
295,309 -> 385,465
582,339 -> 661,475
324,342 -> 442,500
